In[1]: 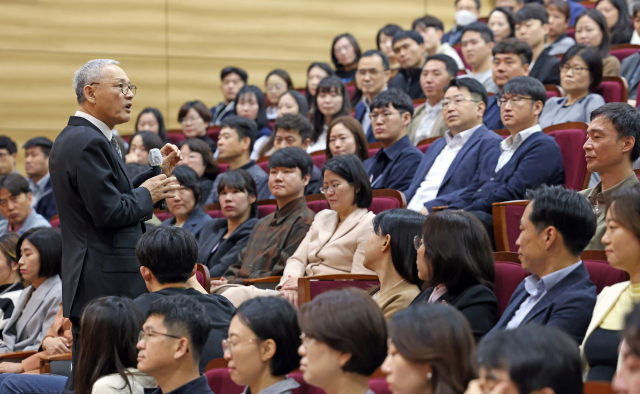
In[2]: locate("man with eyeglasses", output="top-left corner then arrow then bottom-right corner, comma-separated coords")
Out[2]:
363,89 -> 423,191
354,50 -> 391,143
446,76 -> 564,245
50,59 -> 183,394
137,295 -> 215,394
405,78 -> 502,214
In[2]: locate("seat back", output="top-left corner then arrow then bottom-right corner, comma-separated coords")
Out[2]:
594,76 -> 628,103
298,275 -> 380,307
452,43 -> 471,70
50,215 -> 60,229
217,162 -> 228,174
155,211 -> 173,222
493,253 -> 528,318
256,158 -> 270,173
167,132 -> 186,145
543,123 -> 589,190
545,84 -> 561,100
258,202 -> 277,218
492,201 -> 528,252
369,189 -> 407,213
583,380 -> 614,394
346,82 -> 357,99
205,368 -> 244,394
311,151 -> 327,170
206,127 -> 220,143
609,44 -> 640,63
635,168 -> 640,180
306,199 -> 329,214
416,136 -> 439,154
369,377 -> 391,394
195,263 -> 211,293
368,141 -> 383,158
582,251 -> 629,294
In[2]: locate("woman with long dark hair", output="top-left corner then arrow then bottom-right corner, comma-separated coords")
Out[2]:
331,33 -> 362,83
305,62 -> 335,113
377,24 -> 403,79
234,85 -> 273,160
310,76 -> 350,153
596,0 -> 634,45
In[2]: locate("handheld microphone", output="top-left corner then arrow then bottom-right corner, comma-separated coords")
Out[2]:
148,149 -> 167,210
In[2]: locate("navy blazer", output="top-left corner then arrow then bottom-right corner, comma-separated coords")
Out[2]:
491,262 -> 597,343
197,217 -> 258,277
355,101 -> 377,143
448,132 -> 565,213
403,125 -> 502,209
34,176 -> 58,221
529,47 -> 561,86
363,135 -> 423,191
483,96 -> 504,131
160,207 -> 212,240
388,68 -> 426,100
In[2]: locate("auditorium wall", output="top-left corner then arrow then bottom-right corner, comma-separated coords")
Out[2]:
0,0 -> 492,172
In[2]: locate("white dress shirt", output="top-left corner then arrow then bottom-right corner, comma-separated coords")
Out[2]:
361,96 -> 372,134
307,126 -> 327,153
74,111 -> 113,140
413,100 -> 443,144
407,125 -> 480,211
494,124 -> 541,172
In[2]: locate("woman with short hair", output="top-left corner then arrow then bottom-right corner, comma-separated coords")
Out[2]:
177,138 -> 218,201
0,233 -> 22,335
265,69 -> 294,120
488,7 -> 515,42
331,33 -> 362,83
135,107 -> 168,143
125,131 -> 164,166
326,116 -> 369,162
234,85 -> 273,160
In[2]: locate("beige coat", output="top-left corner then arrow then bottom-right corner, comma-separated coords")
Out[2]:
278,208 -> 376,288
373,281 -> 421,320
406,103 -> 447,145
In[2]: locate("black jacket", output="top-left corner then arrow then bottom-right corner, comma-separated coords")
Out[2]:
197,218 -> 258,277
529,46 -> 561,86
388,66 -> 426,100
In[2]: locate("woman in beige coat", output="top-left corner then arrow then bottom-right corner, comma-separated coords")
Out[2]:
279,154 -> 376,307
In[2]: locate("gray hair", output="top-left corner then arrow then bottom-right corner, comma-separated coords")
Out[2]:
73,59 -> 120,104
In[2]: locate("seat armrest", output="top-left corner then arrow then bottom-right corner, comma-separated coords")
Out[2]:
0,351 -> 37,361
242,276 -> 282,285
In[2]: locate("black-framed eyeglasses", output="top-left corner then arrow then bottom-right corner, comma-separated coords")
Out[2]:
90,82 -> 137,97
497,95 -> 535,107
413,235 -> 423,251
138,330 -> 183,343
442,95 -> 480,108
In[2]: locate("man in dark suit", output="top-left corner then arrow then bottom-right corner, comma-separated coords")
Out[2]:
388,30 -> 427,100
354,50 -> 391,143
49,59 -> 182,393
490,185 -> 598,343
23,137 -> 57,220
405,78 -> 502,214
621,48 -> 640,100
515,4 -> 560,85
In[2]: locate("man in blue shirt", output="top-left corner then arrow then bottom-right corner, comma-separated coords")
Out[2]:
490,185 -> 597,343
364,89 -> 423,191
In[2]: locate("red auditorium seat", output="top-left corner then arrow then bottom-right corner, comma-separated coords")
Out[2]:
594,76 -> 628,104
566,27 -> 575,39
544,84 -> 562,100
346,82 -> 357,99
305,189 -> 407,215
492,200 -> 529,252
206,127 -> 220,143
543,122 -> 590,191
582,250 -> 629,294
195,263 -> 210,293
412,98 -> 426,107
154,210 -> 173,222
369,377 -> 391,394
609,44 -> 640,64
167,132 -> 185,145
297,274 -> 380,307
416,136 -> 438,154
257,202 -> 278,218
310,151 -> 327,170
217,162 -> 228,174
584,381 -> 614,394
305,194 -> 329,214
205,368 -> 244,393
256,156 -> 270,173
493,252 -> 528,318
50,215 -> 60,229
368,141 -> 382,158
203,204 -> 223,219
452,43 -> 471,70
635,169 -> 640,180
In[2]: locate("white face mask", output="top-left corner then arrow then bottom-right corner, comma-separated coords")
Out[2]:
455,9 -> 478,26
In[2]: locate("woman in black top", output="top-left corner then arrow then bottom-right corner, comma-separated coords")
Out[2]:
331,33 -> 361,83
596,0 -> 634,45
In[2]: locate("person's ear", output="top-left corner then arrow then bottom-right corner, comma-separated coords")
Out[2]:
260,338 -> 277,362
338,352 -> 352,369
174,338 -> 189,360
523,63 -> 530,76
190,264 -> 197,278
302,138 -> 311,151
381,234 -> 392,253
384,69 -> 391,84
532,100 -> 544,117
437,29 -> 444,41
476,100 -> 486,118
402,111 -> 412,127
140,266 -> 153,282
487,41 -> 495,52
543,226 -> 557,250
248,194 -> 257,204
302,173 -> 310,187
83,85 -> 97,105
10,260 -> 19,273
418,43 -> 426,54
242,136 -> 251,151
542,23 -> 550,36
26,192 -> 32,205
621,136 -> 635,156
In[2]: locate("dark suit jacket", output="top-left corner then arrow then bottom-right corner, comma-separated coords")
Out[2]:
491,263 -> 597,343
197,217 -> 258,277
50,116 -> 153,319
529,46 -> 561,86
35,176 -> 58,221
256,165 -> 322,201
621,52 -> 640,100
363,135 -> 423,191
388,67 -> 426,100
448,132 -> 565,213
355,101 -> 376,143
483,95 -> 504,131
412,284 -> 498,343
160,207 -> 212,240
134,288 -> 235,372
403,125 -> 503,209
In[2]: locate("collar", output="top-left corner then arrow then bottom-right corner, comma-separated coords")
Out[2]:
29,173 -> 50,190
553,33 -> 568,44
159,374 -> 210,394
274,197 -> 307,225
445,124 -> 481,145
500,124 -> 541,152
378,135 -> 412,161
240,161 -> 257,171
74,111 -> 113,140
9,209 -> 36,233
425,100 -> 443,113
525,260 -> 582,296
587,172 -> 640,205
361,87 -> 387,107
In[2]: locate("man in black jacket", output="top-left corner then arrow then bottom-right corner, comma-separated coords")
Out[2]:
388,30 -> 427,100
515,4 -> 561,85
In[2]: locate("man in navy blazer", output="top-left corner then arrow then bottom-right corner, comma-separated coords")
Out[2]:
490,185 -> 597,343
354,50 -> 391,143
406,78 -> 502,213
447,76 -> 564,241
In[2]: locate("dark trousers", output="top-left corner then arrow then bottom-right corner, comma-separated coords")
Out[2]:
62,319 -> 80,394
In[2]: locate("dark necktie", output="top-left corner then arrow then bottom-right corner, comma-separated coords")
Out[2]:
110,136 -> 122,159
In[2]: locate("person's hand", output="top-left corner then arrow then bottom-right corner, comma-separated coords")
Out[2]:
42,336 -> 71,355
160,144 -> 183,176
140,175 -> 180,203
280,275 -> 298,290
210,277 -> 228,288
419,207 -> 429,215
280,289 -> 298,308
0,361 -> 24,374
125,152 -> 139,164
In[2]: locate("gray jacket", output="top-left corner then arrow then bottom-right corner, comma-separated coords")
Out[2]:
204,162 -> 267,205
0,209 -> 51,237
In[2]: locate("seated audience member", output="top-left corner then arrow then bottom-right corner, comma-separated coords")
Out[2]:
305,62 -> 335,112
443,0 -> 481,46
581,185 -> 640,381
256,115 -> 322,200
0,228 -> 62,354
210,66 -> 247,126
406,78 -> 502,214
204,116 -> 266,205
198,170 -> 258,277
0,174 -> 51,237
160,166 -> 211,240
467,325 -> 583,394
580,103 -> 640,250
0,136 -> 17,176
0,234 -> 22,334
264,69 -> 294,120
233,85 -> 272,160
541,0 -> 587,26
413,15 -> 465,70
488,7 -> 516,42
490,185 -> 597,342
383,304 -> 476,394
377,24 -> 403,79
220,147 -> 315,284
388,30 -> 427,100
178,100 -> 216,153
177,138 -> 218,202
621,4 -> 640,100
256,92 -> 310,158
413,211 -> 497,342
575,9 -> 621,76
310,76 -> 351,153
135,107 -> 168,143
332,33 -> 361,83
224,297 -> 302,393
597,0 -> 634,45
278,154 -> 376,307
544,0 -> 577,56
134,226 -> 234,372
484,38 -> 532,130
137,295 -> 214,394
539,45 -> 605,129
515,4 -> 561,85
407,54 -> 457,145
363,209 -> 423,320
355,50 -> 391,143
23,137 -> 57,220
297,288 -> 387,394
125,131 -> 164,165
461,22 -> 499,94
446,77 -> 564,239
364,89 -> 423,191
613,302 -> 640,393
326,116 -> 370,162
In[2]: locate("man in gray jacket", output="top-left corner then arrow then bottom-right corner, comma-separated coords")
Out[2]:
0,174 -> 50,236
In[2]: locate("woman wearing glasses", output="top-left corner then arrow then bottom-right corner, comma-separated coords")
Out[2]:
177,100 -> 216,153
223,297 -> 302,394
412,210 -> 497,343
264,70 -> 294,120
278,154 -> 375,308
539,45 -> 605,129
